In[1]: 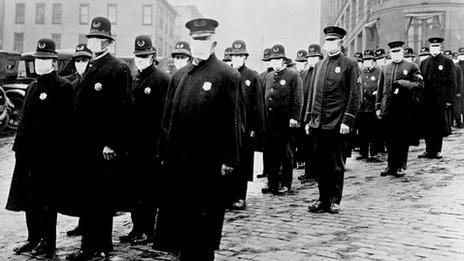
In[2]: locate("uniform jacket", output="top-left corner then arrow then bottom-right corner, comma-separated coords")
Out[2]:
6,71 -> 73,211
420,53 -> 457,136
264,67 -> 303,132
305,52 -> 362,130
360,66 -> 381,112
454,64 -> 463,97
300,66 -> 315,124
238,65 -> 265,136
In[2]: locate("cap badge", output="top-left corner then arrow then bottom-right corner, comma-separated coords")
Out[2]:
280,79 -> 286,85
309,48 -> 315,52
234,43 -> 241,49
245,80 -> 251,86
371,76 -> 376,81
39,92 -> 47,100
438,65 -> 443,70
335,67 -> 341,73
137,40 -> 145,47
38,42 -> 46,49
273,47 -> 279,52
92,21 -> 101,28
194,19 -> 207,27
403,70 -> 408,75
144,87 -> 151,94
94,82 -> 103,91
177,43 -> 184,49
264,50 -> 269,54
202,82 -> 212,91
76,45 -> 84,51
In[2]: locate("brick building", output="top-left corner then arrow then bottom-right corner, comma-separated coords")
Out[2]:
320,0 -> 464,56
2,0 -> 177,57
173,5 -> 202,43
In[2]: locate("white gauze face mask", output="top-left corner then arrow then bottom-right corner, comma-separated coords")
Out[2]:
134,56 -> 153,71
390,50 -> 404,63
430,46 -> 441,56
174,57 -> 189,69
87,38 -> 107,54
35,58 -> 54,75
363,60 -> 374,69
296,61 -> 307,71
270,59 -> 284,71
376,58 -> 386,67
190,38 -> 213,60
307,57 -> 320,67
75,61 -> 88,75
419,55 -> 429,62
231,56 -> 246,69
323,39 -> 340,54
458,55 -> 464,61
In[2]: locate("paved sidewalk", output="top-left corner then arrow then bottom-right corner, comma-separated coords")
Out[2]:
0,129 -> 463,260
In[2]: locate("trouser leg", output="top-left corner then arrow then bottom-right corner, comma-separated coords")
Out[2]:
81,210 -> 113,252
331,135 -> 346,204
312,131 -> 331,203
280,134 -> 294,189
25,210 -> 41,243
265,134 -> 281,190
40,207 -> 57,245
358,114 -> 369,157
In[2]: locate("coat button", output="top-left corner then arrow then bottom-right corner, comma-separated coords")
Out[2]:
269,108 -> 272,111
271,88 -> 274,91
269,98 -> 272,101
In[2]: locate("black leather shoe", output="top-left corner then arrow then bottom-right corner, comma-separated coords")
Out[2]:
13,241 -> 39,255
368,156 -> 382,163
119,231 -> 140,243
31,239 -> 55,258
230,199 -> 246,210
327,203 -> 340,214
430,153 -> 443,159
256,173 -> 267,178
394,168 -> 406,177
380,167 -> 394,177
261,186 -> 273,194
418,152 -> 430,158
356,155 -> 368,160
308,201 -> 327,213
273,186 -> 289,195
67,250 -> 95,261
66,226 -> 83,237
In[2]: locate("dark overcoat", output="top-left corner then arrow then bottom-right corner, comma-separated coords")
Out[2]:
6,71 -> 73,212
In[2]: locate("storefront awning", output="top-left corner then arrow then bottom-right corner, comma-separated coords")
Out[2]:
405,12 -> 444,20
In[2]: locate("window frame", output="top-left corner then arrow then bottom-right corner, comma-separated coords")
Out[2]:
15,3 -> 25,24
52,3 -> 62,24
79,4 -> 90,25
107,4 -> 117,24
142,4 -> 152,25
35,3 -> 45,25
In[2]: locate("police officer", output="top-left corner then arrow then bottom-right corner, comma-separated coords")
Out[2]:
455,47 -> 464,128
357,49 -> 381,162
375,49 -> 387,68
404,47 -> 416,63
305,26 -> 361,214
118,35 -> 170,245
172,41 -> 191,70
256,47 -> 273,179
418,47 -> 431,64
261,44 -> 303,195
229,39 -> 265,209
444,50 -> 464,129
354,52 -> 363,69
295,49 -> 308,73
418,37 -> 457,159
376,41 -> 424,177
68,17 -> 132,260
153,18 -> 241,261
6,38 -> 73,258
223,47 -> 232,66
298,44 -> 323,181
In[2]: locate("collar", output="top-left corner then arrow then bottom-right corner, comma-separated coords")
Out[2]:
275,67 -> 287,76
329,51 -> 341,59
93,51 -> 109,61
137,64 -> 155,78
89,52 -> 111,67
267,67 -> 274,73
37,70 -> 57,82
238,64 -> 247,72
192,53 -> 217,71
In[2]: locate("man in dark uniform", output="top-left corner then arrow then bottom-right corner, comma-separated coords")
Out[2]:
403,47 -> 416,63
356,49 -> 381,162
354,52 -> 363,70
118,35 -> 170,245
444,50 -> 464,128
223,47 -> 232,66
68,17 -> 132,260
373,48 -> 388,153
295,49 -> 308,74
305,26 -> 361,214
153,18 -> 241,261
375,41 -> 424,177
261,44 -> 303,195
6,38 -> 73,258
455,47 -> 464,128
375,49 -> 387,68
228,39 -> 265,209
256,47 -> 273,179
418,37 -> 457,159
172,41 -> 191,70
418,47 -> 431,65
298,44 -> 323,181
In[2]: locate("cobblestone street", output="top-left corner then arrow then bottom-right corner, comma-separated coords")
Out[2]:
0,129 -> 463,260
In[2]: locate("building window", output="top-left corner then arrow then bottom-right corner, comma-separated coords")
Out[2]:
51,33 -> 61,49
52,4 -> 62,24
142,5 -> 152,25
15,3 -> 25,24
35,3 -> 45,24
79,4 -> 89,24
78,34 -> 87,44
13,33 -> 24,52
175,15 -> 181,27
405,13 -> 445,52
107,4 -> 117,24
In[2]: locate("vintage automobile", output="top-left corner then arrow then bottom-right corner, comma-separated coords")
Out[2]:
1,49 -> 75,131
0,50 -> 22,132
